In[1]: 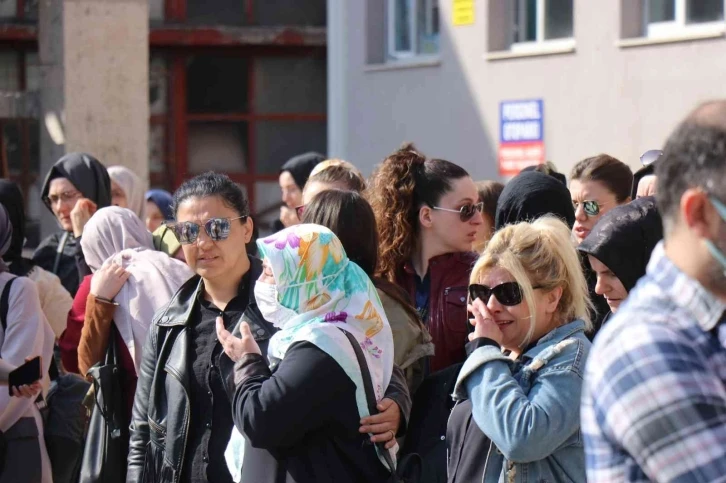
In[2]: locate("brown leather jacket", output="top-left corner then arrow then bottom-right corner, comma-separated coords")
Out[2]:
396,252 -> 478,373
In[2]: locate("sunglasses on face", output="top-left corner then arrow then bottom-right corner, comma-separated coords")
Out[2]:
469,282 -> 530,307
640,149 -> 663,167
169,215 -> 247,245
573,200 -> 605,217
432,202 -> 484,222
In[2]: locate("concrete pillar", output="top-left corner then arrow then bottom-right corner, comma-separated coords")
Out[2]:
39,0 -> 149,238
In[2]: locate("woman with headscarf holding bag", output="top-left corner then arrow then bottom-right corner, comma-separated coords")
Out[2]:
33,152 -> 111,296
61,207 -> 192,405
108,166 -> 146,219
0,180 -> 72,338
218,224 -> 397,482
0,204 -> 55,483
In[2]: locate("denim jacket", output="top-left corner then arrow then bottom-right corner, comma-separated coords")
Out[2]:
451,319 -> 591,483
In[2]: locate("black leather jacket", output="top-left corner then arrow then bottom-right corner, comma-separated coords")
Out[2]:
127,257 -> 411,483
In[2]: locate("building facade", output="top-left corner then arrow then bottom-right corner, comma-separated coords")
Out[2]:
328,0 -> 726,181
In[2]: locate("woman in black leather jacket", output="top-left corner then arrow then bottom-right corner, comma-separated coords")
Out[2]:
127,173 -> 410,483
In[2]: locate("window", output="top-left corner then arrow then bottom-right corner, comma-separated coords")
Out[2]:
387,0 -> 440,59
645,0 -> 724,37
512,0 -> 574,48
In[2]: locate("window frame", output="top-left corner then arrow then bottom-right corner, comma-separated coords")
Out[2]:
644,0 -> 725,39
511,0 -> 575,53
386,0 -> 440,60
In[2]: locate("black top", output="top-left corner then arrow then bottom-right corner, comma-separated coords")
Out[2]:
495,171 -> 576,230
224,341 -> 391,483
182,273 -> 251,483
32,232 -> 81,296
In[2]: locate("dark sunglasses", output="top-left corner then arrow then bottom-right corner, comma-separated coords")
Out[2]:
432,202 -> 484,222
573,200 -> 606,217
640,149 -> 663,167
469,282 -> 527,307
169,216 -> 247,245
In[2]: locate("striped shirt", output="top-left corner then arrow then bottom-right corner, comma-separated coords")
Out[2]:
582,242 -> 726,482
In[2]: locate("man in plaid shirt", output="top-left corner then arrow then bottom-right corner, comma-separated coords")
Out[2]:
582,100 -> 726,482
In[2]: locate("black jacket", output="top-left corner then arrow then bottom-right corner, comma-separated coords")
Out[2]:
128,257 -> 411,483
222,343 -> 391,483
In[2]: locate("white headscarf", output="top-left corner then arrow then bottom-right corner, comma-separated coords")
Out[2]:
81,207 -> 193,371
108,166 -> 147,219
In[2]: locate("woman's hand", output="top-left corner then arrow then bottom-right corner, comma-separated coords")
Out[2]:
11,381 -> 42,399
359,398 -> 401,449
71,198 -> 97,237
279,206 -> 299,228
468,298 -> 504,345
91,262 -> 130,301
216,317 -> 261,362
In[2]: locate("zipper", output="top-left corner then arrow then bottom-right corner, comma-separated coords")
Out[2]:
163,328 -> 191,483
148,418 -> 166,436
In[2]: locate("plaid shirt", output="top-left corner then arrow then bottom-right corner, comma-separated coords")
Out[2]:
582,242 -> 726,483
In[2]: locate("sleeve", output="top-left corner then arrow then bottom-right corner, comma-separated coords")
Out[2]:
78,293 -> 116,375
0,278 -> 53,432
126,325 -> 159,482
383,365 -> 411,436
34,268 -> 73,339
584,324 -> 726,482
463,344 -> 585,463
230,341 -> 354,449
59,275 -> 92,374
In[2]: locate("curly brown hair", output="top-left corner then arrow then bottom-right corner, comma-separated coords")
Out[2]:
366,143 -> 470,282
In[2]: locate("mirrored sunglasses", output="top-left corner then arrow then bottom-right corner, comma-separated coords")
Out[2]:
468,282 -> 526,307
640,149 -> 663,167
573,200 -> 603,217
433,202 -> 484,222
169,216 -> 247,245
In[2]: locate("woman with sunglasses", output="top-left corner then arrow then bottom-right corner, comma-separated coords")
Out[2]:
447,216 -> 592,483
127,173 -> 408,483
368,143 -> 483,374
33,152 -> 112,296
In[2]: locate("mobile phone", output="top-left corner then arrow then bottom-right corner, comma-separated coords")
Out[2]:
8,356 -> 42,395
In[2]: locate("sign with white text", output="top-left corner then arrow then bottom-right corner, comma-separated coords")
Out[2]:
498,99 -> 545,176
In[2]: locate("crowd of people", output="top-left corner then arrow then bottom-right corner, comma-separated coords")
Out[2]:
1,99 -> 726,483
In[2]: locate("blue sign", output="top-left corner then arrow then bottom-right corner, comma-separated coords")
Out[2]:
500,99 -> 544,143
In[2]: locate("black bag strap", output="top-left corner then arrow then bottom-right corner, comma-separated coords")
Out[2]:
52,231 -> 69,275
0,276 -> 17,334
337,328 -> 402,478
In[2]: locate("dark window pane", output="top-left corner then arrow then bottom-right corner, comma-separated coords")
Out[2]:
254,181 -> 283,235
254,56 -> 326,114
150,55 -> 168,115
0,0 -> 16,18
0,51 -> 20,91
188,122 -> 249,174
187,55 -> 249,113
254,0 -> 326,26
545,0 -> 573,39
394,0 -> 413,52
687,0 -> 724,23
255,121 -> 326,174
150,0 -> 164,22
525,0 -> 537,41
149,124 -> 166,174
186,0 -> 246,26
24,0 -> 38,20
29,119 -> 39,174
417,0 -> 439,54
25,51 -> 40,92
3,121 -> 22,175
649,0 -> 675,23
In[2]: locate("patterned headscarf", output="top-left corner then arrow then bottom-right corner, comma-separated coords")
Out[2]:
257,224 -> 395,419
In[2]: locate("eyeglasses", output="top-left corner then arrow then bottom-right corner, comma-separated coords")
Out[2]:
169,216 -> 247,245
573,200 -> 607,217
468,282 -> 534,307
43,190 -> 82,208
640,149 -> 663,167
432,202 -> 484,222
295,205 -> 305,220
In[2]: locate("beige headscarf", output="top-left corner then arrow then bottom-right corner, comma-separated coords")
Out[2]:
81,207 -> 193,371
108,166 -> 147,219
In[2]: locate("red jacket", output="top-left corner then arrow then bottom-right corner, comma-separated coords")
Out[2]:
396,252 -> 478,373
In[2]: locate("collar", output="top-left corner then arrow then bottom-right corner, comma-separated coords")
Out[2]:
646,242 -> 726,332
521,319 -> 586,362
402,251 -> 477,276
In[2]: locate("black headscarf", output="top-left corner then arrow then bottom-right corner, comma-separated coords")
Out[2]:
41,152 -> 111,212
578,196 -> 663,292
0,179 -> 34,275
495,171 -> 576,230
279,152 -> 325,189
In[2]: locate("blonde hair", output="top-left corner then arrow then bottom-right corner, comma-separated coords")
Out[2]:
470,216 -> 592,346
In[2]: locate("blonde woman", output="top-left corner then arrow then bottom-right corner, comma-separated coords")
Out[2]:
447,216 -> 592,483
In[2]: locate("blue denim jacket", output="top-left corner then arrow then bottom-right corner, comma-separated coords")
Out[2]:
452,319 -> 591,483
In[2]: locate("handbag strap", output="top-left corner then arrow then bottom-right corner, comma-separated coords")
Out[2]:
0,276 -> 17,358
337,328 -> 398,475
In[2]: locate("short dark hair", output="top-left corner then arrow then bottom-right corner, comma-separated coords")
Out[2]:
476,180 -> 505,226
173,172 -> 249,219
302,189 -> 378,276
657,122 -> 726,232
570,154 -> 633,203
